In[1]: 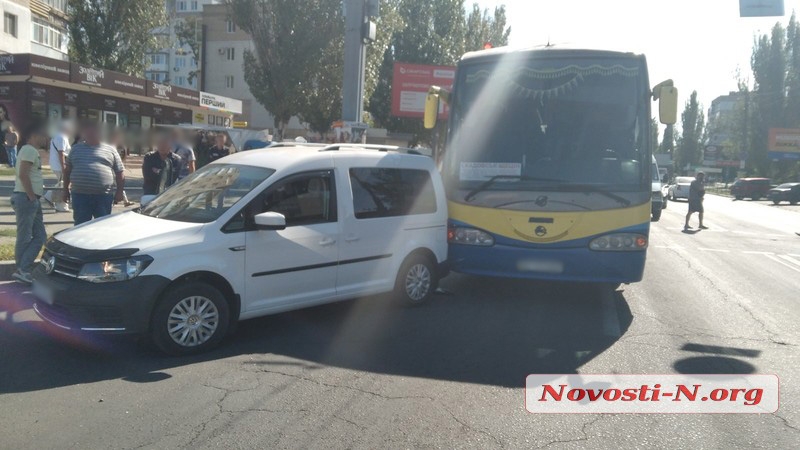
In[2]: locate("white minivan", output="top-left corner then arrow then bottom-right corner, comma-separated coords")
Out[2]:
30,144 -> 448,355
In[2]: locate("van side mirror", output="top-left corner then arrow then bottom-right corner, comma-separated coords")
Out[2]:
254,211 -> 286,230
652,80 -> 678,125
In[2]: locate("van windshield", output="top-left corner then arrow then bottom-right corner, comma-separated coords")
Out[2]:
140,164 -> 275,223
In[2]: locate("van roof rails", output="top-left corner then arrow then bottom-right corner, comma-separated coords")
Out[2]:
266,142 -> 327,149
318,143 -> 426,155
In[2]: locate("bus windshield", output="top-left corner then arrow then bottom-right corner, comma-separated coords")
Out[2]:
445,57 -> 649,199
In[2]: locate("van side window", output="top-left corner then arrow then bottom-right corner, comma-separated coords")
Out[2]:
256,171 -> 337,226
349,168 -> 436,219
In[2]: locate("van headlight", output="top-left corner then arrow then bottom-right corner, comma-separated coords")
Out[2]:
589,234 -> 647,251
448,226 -> 495,246
78,256 -> 153,283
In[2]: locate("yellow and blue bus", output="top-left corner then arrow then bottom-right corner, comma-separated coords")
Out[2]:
424,47 -> 677,283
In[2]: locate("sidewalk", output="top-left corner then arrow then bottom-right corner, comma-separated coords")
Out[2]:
0,156 -> 145,279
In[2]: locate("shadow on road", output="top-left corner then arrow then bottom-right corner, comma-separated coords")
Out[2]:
0,275 -> 632,392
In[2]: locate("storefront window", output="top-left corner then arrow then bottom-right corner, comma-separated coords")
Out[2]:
31,100 -> 46,119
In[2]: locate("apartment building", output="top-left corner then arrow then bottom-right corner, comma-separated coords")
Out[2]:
201,3 -> 303,133
1,0 -> 69,60
144,0 -> 219,90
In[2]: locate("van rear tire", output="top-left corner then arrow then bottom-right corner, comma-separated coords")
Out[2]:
395,254 -> 437,306
150,282 -> 230,356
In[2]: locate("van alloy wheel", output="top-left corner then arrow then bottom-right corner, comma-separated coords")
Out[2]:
405,263 -> 432,301
167,296 -> 219,347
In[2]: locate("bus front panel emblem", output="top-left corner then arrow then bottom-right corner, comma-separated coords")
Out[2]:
535,226 -> 548,237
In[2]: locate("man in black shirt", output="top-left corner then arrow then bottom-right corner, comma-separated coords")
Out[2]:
684,172 -> 708,231
208,134 -> 230,163
142,135 -> 182,196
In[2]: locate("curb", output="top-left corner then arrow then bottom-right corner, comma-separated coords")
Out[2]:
0,260 -> 16,281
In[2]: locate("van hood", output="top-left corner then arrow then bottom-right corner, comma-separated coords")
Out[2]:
53,211 -> 204,251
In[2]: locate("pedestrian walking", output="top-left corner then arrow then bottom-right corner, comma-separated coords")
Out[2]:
172,130 -> 196,180
112,129 -> 135,206
10,126 -> 47,284
4,124 -> 18,167
684,171 -> 708,231
207,133 -> 230,163
142,134 -> 182,196
47,121 -> 71,212
63,122 -> 126,225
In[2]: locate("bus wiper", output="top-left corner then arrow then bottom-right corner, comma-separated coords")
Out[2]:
562,184 -> 631,206
464,175 -> 563,202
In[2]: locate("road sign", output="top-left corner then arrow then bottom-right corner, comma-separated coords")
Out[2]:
739,0 -> 784,17
391,63 -> 455,118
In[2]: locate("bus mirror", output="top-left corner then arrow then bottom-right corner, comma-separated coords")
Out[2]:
657,86 -> 678,125
424,92 -> 439,129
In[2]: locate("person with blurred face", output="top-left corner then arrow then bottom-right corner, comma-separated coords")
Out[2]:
143,134 -> 182,196
172,129 -> 196,179
63,122 -> 126,225
47,121 -> 72,212
684,172 -> 707,231
10,126 -> 47,284
208,134 -> 230,162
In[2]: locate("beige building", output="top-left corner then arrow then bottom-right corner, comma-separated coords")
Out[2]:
201,3 -> 304,133
1,0 -> 69,60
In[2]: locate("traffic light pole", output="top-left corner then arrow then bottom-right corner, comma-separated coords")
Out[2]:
342,0 -> 368,123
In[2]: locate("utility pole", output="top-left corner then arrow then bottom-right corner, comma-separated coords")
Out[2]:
340,0 -> 377,142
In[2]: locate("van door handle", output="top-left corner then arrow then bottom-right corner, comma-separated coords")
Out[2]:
319,237 -> 336,247
344,235 -> 360,242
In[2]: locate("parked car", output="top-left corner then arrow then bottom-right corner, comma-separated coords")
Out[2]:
651,156 -> 664,221
30,144 -> 449,355
730,178 -> 771,200
668,176 -> 694,201
768,182 -> 800,205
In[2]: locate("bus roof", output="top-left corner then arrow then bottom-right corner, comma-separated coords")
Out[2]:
460,45 -> 644,63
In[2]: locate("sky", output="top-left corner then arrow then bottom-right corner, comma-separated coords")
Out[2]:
474,0 -> 800,116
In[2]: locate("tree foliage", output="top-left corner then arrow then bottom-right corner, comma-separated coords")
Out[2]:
464,3 -> 511,52
658,124 -> 674,155
67,0 -> 167,76
674,91 -> 705,172
174,17 -> 202,85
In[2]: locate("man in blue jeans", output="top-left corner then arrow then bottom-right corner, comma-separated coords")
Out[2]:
10,126 -> 47,284
63,122 -> 125,225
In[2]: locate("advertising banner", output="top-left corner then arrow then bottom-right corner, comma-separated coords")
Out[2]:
768,128 -> 800,160
391,63 -> 455,118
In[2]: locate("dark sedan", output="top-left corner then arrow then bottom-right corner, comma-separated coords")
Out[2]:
768,182 -> 800,205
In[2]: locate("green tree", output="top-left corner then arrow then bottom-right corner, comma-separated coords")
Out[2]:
464,3 -> 511,52
650,117 -> 660,153
67,0 -> 167,76
174,17 -> 202,85
226,0 -> 341,140
674,91 -> 705,173
659,123 -> 675,155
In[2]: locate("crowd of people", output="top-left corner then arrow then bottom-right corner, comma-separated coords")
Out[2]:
8,120 -> 234,284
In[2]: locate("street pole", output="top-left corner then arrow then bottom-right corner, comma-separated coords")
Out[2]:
342,0 -> 367,123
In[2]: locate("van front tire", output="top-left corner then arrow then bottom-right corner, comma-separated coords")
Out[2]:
395,254 -> 437,306
150,282 -> 230,356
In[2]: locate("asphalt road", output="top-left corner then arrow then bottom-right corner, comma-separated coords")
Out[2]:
0,194 -> 798,449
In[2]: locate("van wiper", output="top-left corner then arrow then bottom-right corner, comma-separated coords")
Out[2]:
464,175 -> 563,202
561,183 -> 631,206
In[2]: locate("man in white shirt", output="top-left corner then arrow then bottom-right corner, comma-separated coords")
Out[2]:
47,122 -> 71,212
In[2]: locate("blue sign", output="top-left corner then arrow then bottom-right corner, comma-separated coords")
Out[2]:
768,151 -> 800,161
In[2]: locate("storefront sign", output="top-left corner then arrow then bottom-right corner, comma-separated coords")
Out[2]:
199,91 -> 243,114
0,54 -> 28,75
174,87 -> 200,106
103,98 -> 117,109
0,85 -> 11,98
29,55 -> 70,82
107,71 -> 146,96
152,106 -> 164,117
31,86 -> 48,98
149,82 -> 173,101
64,91 -> 80,104
71,64 -> 107,88
129,103 -> 141,114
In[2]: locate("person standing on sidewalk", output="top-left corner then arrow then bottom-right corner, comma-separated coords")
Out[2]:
142,134 -> 182,196
684,171 -> 708,231
4,125 -> 18,168
48,122 -> 71,212
207,133 -> 230,163
172,130 -> 196,180
63,122 -> 125,225
10,126 -> 47,284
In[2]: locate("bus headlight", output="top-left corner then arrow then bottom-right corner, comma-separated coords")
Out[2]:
448,226 -> 495,246
589,234 -> 647,251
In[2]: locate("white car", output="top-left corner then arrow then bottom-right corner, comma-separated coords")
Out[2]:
31,144 -> 449,355
669,176 -> 694,201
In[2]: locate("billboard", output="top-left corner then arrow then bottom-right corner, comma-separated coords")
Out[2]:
768,128 -> 800,160
391,63 -> 455,118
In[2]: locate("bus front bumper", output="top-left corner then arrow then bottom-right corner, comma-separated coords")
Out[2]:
448,243 -> 646,284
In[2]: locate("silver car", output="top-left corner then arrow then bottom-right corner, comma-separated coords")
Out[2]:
668,176 -> 693,201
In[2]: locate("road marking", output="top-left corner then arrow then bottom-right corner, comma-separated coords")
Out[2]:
778,254 -> 800,267
654,245 -> 684,250
743,251 -> 774,255
765,254 -> 800,273
601,292 -> 622,338
698,247 -> 730,253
